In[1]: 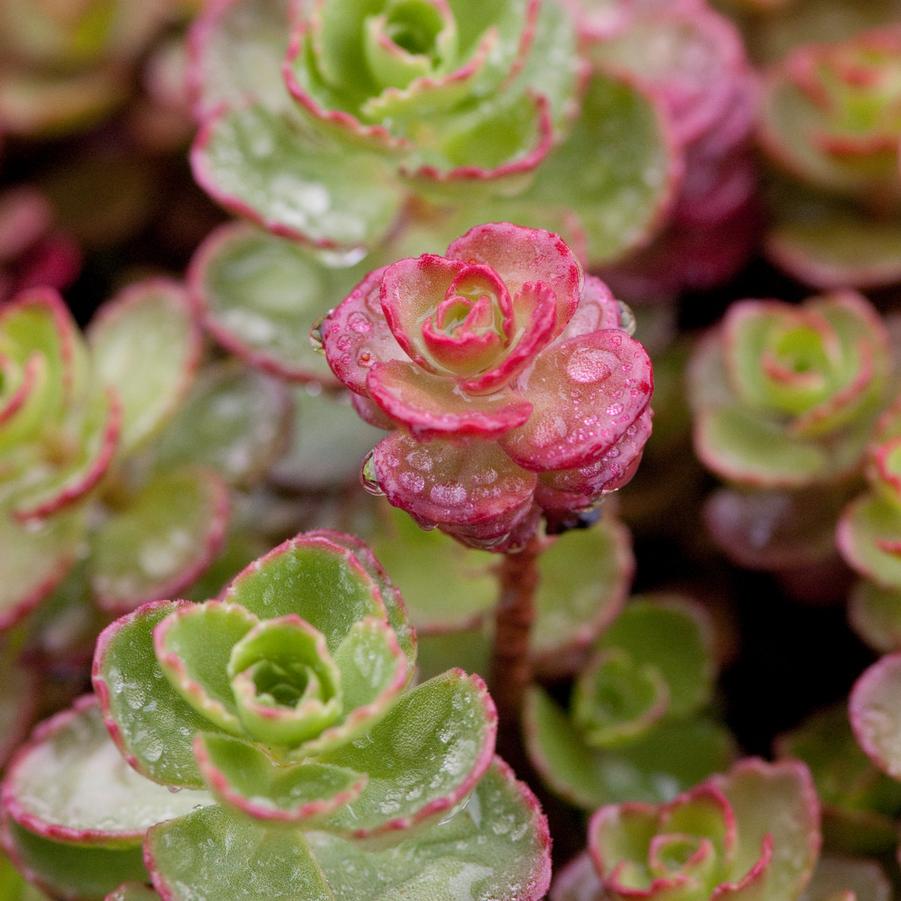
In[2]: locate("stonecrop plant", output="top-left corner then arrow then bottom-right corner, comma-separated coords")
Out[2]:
12,0 -> 901,897
322,222 -> 653,549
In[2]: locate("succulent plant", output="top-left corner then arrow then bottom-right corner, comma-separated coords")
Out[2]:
581,758 -> 821,900
1,531 -> 551,899
525,595 -> 734,809
690,291 -> 889,489
321,221 -> 653,550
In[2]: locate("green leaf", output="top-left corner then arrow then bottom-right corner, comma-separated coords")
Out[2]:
195,733 -> 366,823
318,670 -> 495,836
1,848 -> 50,900
150,362 -> 290,487
572,649 -> 669,749
365,502 -> 497,633
190,223 -> 370,383
852,653 -> 901,781
306,759 -> 551,900
271,389 -> 385,491
716,760 -> 820,897
88,281 -> 200,454
192,105 -> 403,250
145,805 -> 334,900
191,0 -> 294,117
525,687 -> 734,810
4,820 -> 147,900
839,495 -> 901,590
0,505 -> 83,631
596,597 -> 714,718
93,600 -> 214,788
222,534 -> 388,651
3,699 -> 212,847
850,581 -> 901,653
531,519 -> 632,677
455,68 -> 677,267
90,468 -> 229,614
155,602 -> 258,734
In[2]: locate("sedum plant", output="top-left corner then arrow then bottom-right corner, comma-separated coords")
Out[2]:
321,222 -> 653,550
0,529 -> 555,899
688,290 -> 891,583
525,595 -> 734,810
554,758 -> 821,901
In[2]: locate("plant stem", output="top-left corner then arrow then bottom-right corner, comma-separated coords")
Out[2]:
490,537 -> 541,749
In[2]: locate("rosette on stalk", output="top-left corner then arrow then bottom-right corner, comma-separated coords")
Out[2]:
524,596 -> 734,810
690,291 -> 889,489
321,222 -> 653,550
189,0 -> 578,251
557,759 -> 820,901
15,530 -> 555,899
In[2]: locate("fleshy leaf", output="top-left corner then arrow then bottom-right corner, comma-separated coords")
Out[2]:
2,698 -> 212,848
305,759 -> 551,901
191,104 -> 403,250
851,653 -> 901,780
188,0 -> 294,118
596,597 -> 714,719
838,495 -> 901,590
800,857 -> 891,901
525,687 -> 734,810
194,732 -> 366,823
154,601 -> 258,734
221,533 -> 389,651
318,670 -> 496,837
92,600 -> 216,788
0,506 -> 83,632
271,389 -> 386,492
500,330 -> 653,472
366,502 -> 497,633
530,514 -> 635,676
189,222 -> 368,383
145,805 -> 334,900
90,468 -> 230,614
88,280 -> 200,454
849,581 -> 901,653
3,820 -> 147,901
150,361 -> 291,487
713,759 -> 820,899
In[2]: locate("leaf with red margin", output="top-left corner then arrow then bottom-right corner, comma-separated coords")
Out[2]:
191,104 -> 403,251
189,222 -> 370,385
194,732 -> 366,823
370,431 -> 537,533
149,361 -> 291,488
10,388 -> 121,522
530,517 -> 633,678
712,759 -> 821,899
367,360 -> 532,439
550,852 -> 603,901
851,653 -> 901,781
1,698 -> 212,849
0,504 -> 83,632
146,758 -> 550,900
849,581 -> 901,654
92,600 -> 216,788
188,0 -> 294,120
89,468 -> 230,615
838,494 -> 901,590
144,805 -> 333,900
2,819 -> 146,901
524,687 -> 735,810
501,329 -> 652,472
0,847 -> 50,899
315,670 -> 496,838
220,533 -> 392,653
88,280 -> 201,455
446,223 -> 582,336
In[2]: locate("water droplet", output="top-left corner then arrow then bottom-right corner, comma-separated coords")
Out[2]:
309,321 -> 325,354
618,301 -> 636,336
360,452 -> 385,496
347,311 -> 372,334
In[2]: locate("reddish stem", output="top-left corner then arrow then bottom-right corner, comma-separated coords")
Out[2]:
490,537 -> 541,748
